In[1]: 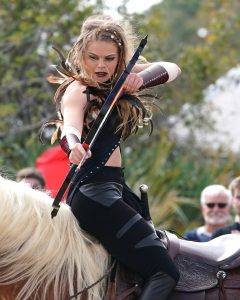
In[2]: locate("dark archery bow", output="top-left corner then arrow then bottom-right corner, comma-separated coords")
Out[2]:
51,35 -> 148,218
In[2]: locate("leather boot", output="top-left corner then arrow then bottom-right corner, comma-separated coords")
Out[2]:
139,271 -> 176,300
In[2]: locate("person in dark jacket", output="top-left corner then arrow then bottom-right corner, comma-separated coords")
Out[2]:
212,177 -> 240,238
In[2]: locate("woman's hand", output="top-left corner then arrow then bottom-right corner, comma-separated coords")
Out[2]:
124,73 -> 143,94
69,143 -> 92,166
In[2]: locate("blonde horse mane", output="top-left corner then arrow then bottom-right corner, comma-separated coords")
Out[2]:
0,176 -> 109,300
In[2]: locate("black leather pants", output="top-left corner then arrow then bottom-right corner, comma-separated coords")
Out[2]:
69,167 -> 179,299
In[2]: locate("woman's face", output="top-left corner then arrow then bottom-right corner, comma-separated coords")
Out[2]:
83,40 -> 119,83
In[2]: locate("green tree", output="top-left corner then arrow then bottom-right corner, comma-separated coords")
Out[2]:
0,0 -> 96,174
121,0 -> 240,231
130,0 -> 240,113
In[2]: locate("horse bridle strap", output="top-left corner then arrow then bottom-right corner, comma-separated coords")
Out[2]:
68,259 -> 117,300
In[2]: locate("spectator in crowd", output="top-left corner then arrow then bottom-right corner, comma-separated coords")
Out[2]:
16,167 -> 46,191
184,184 -> 232,242
212,176 -> 240,238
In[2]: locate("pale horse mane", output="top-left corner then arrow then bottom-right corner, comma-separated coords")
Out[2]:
0,176 -> 109,300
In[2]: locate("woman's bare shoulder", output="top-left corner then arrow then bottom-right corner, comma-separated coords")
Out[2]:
62,81 -> 87,106
64,81 -> 86,96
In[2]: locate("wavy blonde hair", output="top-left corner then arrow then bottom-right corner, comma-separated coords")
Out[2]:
0,176 -> 109,300
47,14 -> 153,142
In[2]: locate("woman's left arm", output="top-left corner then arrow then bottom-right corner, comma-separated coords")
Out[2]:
124,62 -> 181,93
134,61 -> 181,85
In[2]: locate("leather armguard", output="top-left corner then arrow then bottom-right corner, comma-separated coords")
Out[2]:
59,134 -> 80,156
139,64 -> 169,89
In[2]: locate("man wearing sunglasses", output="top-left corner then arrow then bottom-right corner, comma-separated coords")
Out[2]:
184,184 -> 232,242
212,177 -> 240,239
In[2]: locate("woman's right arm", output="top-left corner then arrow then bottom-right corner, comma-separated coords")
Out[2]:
60,84 -> 91,165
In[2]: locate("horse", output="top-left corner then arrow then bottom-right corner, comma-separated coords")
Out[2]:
0,175 -> 109,300
1,176 -> 240,300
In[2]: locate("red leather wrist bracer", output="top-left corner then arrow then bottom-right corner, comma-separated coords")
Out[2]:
59,134 -> 80,156
139,64 -> 169,89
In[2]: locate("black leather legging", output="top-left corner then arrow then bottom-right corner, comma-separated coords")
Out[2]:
69,167 -> 179,284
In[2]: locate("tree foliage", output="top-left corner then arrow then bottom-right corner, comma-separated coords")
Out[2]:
121,0 -> 240,231
123,130 -> 240,231
0,0 -> 96,173
130,0 -> 240,113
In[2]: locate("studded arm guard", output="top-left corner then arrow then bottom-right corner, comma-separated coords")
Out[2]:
139,62 -> 180,89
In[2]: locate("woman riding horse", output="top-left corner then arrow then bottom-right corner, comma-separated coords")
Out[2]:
48,14 -> 181,300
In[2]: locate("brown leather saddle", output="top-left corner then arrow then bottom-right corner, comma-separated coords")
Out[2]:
168,231 -> 240,300
104,232 -> 240,300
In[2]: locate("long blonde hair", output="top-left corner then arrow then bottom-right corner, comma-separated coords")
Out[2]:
47,15 -> 154,142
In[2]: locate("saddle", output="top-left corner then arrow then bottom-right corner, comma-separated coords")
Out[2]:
166,231 -> 240,299
105,232 -> 240,300
104,262 -> 142,300
165,231 -> 240,269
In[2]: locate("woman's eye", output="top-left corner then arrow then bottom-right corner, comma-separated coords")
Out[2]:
106,57 -> 115,61
89,56 -> 97,60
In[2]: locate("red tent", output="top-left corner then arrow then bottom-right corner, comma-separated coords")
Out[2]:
36,146 -> 70,198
